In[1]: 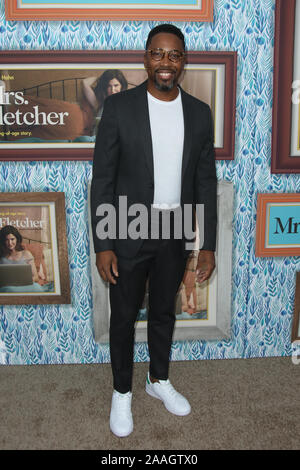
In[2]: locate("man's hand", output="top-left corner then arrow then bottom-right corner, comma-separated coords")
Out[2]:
96,250 -> 119,285
196,250 -> 215,284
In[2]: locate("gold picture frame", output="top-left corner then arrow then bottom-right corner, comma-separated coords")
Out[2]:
0,192 -> 70,305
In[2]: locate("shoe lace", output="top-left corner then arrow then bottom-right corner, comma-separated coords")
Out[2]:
159,380 -> 178,398
116,393 -> 131,415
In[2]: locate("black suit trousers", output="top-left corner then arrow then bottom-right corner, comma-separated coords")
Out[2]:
109,214 -> 188,393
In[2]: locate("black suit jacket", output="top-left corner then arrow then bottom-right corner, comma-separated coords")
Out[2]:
91,80 -> 217,258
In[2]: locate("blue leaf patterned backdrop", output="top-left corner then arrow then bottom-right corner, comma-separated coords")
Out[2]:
0,0 -> 298,365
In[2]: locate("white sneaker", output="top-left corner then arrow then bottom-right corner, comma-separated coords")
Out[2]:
146,372 -> 191,416
109,390 -> 133,437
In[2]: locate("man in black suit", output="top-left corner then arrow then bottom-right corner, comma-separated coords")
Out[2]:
91,24 -> 217,438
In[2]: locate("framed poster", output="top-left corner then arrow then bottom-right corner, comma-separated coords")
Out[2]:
256,193 -> 300,257
292,272 -> 300,342
0,192 -> 70,305
5,0 -> 214,22
89,181 -> 233,343
272,0 -> 300,173
0,50 -> 236,161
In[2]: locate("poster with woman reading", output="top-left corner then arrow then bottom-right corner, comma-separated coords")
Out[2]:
0,203 -> 58,296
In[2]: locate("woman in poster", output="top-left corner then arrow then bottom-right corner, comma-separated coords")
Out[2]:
0,69 -> 128,142
82,70 -> 128,117
81,69 -> 128,135
0,225 -> 44,293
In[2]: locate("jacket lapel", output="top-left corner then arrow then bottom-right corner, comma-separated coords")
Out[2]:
134,81 -> 154,181
180,87 -> 193,183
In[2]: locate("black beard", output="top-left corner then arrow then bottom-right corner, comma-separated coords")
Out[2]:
154,70 -> 175,91
154,76 -> 175,92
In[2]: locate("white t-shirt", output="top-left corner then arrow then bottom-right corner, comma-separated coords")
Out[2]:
147,90 -> 184,209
